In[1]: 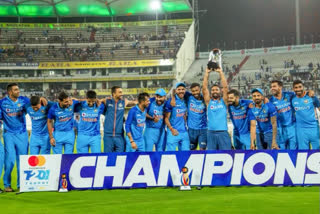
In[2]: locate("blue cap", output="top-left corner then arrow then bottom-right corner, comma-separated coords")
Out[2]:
251,88 -> 264,95
175,82 -> 186,89
155,88 -> 166,97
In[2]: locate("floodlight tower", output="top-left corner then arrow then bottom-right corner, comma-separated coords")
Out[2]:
150,0 -> 161,37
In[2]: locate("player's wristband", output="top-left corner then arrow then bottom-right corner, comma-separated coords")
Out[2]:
130,141 -> 134,143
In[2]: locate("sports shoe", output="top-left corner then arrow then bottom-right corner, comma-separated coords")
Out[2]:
4,187 -> 14,192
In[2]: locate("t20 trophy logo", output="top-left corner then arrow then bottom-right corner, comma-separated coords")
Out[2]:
59,173 -> 68,193
180,166 -> 191,191
208,48 -> 222,70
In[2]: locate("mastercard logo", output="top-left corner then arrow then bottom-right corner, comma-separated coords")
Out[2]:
28,155 -> 46,167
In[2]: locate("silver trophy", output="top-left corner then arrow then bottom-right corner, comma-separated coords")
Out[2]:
208,48 -> 222,70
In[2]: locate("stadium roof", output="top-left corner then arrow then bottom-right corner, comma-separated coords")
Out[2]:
0,0 -> 192,17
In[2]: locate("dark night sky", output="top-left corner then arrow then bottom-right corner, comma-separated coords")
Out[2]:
198,0 -> 320,51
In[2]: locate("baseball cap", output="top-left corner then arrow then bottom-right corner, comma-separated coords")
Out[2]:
155,88 -> 166,97
251,88 -> 264,95
175,82 -> 186,89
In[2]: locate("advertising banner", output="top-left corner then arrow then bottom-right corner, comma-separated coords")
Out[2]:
20,155 -> 62,192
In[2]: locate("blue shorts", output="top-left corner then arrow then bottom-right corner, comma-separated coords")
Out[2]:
233,133 -> 251,150
52,131 -> 75,154
277,124 -> 297,150
3,131 -> 28,188
0,140 -> 4,180
125,136 -> 145,152
103,134 -> 125,153
296,126 -> 319,150
30,134 -> 51,155
166,131 -> 190,151
77,134 -> 101,154
188,128 -> 207,150
144,127 -> 165,152
256,132 -> 273,150
207,130 -> 232,150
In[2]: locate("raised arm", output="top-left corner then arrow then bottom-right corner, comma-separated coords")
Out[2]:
125,99 -> 138,107
202,68 -> 212,105
215,68 -> 228,105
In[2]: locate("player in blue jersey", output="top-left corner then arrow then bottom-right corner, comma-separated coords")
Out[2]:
75,90 -> 105,153
249,88 -> 279,150
144,88 -> 167,151
227,89 -> 253,150
47,91 -> 79,154
0,110 -> 4,193
125,93 -> 150,152
291,80 -> 320,150
0,83 -> 46,192
203,68 -> 232,150
171,83 -> 207,150
269,80 -> 297,150
165,82 -> 190,151
103,86 -> 137,153
26,96 -> 54,155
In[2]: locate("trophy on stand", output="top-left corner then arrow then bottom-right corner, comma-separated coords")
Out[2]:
207,48 -> 222,70
59,173 -> 68,193
179,166 -> 191,191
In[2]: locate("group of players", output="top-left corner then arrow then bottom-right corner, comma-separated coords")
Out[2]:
0,66 -> 319,192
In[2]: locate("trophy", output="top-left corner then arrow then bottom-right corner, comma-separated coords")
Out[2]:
208,48 -> 222,70
179,166 -> 191,191
59,173 -> 68,192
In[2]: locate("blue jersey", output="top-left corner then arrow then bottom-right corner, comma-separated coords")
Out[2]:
47,100 -> 79,132
292,94 -> 320,128
75,101 -> 105,136
104,99 -> 125,136
207,99 -> 228,131
228,99 -> 253,135
248,102 -> 277,134
165,95 -> 187,133
185,92 -> 207,130
0,96 -> 30,133
270,92 -> 295,127
26,101 -> 55,136
125,105 -> 146,141
146,97 -> 165,129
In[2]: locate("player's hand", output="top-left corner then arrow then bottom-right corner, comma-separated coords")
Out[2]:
248,103 -> 254,108
214,68 -> 223,73
153,116 -> 160,123
130,141 -> 137,150
250,143 -> 256,150
170,128 -> 179,136
271,142 -> 280,150
206,68 -> 213,73
50,138 -> 56,146
40,97 -> 48,106
96,99 -> 101,106
308,90 -> 315,97
264,97 -> 269,103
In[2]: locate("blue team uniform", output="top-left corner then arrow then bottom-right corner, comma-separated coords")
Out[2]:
270,92 -> 297,150
0,115 -> 4,184
47,100 -> 79,154
144,98 -> 166,151
0,96 -> 29,189
185,92 -> 207,150
228,100 -> 252,150
75,101 -> 105,153
292,94 -> 320,150
207,99 -> 232,150
103,99 -> 125,153
26,101 -> 55,155
125,105 -> 147,152
248,102 -> 277,149
165,95 -> 190,151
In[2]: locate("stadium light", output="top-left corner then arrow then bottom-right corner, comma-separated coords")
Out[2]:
150,0 -> 161,11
